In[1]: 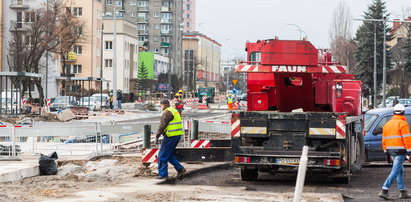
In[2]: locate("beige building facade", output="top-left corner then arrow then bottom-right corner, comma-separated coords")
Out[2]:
183,32 -> 221,90
58,0 -> 104,95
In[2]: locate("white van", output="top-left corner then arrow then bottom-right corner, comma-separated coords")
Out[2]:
91,93 -> 110,108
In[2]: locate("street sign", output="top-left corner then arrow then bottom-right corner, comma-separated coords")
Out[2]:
232,80 -> 238,85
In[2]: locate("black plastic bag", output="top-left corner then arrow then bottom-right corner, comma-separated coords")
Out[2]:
39,152 -> 59,175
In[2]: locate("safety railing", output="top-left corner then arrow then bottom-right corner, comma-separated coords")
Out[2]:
0,116 -> 231,158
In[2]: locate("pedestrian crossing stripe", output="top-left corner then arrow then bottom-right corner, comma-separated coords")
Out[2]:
309,128 -> 336,136
240,127 -> 267,134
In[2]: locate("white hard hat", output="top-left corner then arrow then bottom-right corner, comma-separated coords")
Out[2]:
394,103 -> 405,114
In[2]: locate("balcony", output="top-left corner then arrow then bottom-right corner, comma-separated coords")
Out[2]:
160,19 -> 172,24
137,6 -> 148,12
161,7 -> 171,12
9,21 -> 30,32
160,30 -> 171,35
137,17 -> 148,23
10,0 -> 29,9
138,30 -> 148,35
160,42 -> 170,47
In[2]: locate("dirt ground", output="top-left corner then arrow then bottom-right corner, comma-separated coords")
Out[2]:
0,156 -> 154,202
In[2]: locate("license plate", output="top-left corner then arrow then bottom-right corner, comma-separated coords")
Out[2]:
276,158 -> 300,165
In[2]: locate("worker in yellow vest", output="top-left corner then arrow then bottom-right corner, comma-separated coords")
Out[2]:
155,99 -> 186,179
227,94 -> 233,111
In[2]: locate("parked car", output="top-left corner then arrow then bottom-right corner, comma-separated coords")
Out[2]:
91,93 -> 110,108
385,98 -> 411,107
377,96 -> 399,108
79,97 -> 100,111
238,93 -> 247,101
49,96 -> 77,111
364,107 -> 411,161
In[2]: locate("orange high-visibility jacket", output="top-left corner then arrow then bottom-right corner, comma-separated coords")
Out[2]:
382,115 -> 411,153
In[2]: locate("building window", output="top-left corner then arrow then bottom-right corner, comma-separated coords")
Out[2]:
73,45 -> 82,55
139,36 -> 148,41
161,36 -> 170,42
25,12 -> 35,23
130,0 -> 137,5
105,41 -> 113,50
64,65 -> 71,74
186,14 -> 189,19
138,24 -> 147,30
154,48 -> 159,53
154,1 -> 161,6
186,4 -> 190,10
154,24 -> 160,30
74,26 -> 83,35
130,12 -> 137,17
106,0 -> 113,5
115,0 -> 122,6
72,65 -> 82,74
186,22 -> 189,27
153,12 -> 160,18
138,0 -> 148,7
73,7 -> 82,17
105,59 -> 113,68
116,12 -> 124,17
153,36 -> 160,42
162,1 -> 171,7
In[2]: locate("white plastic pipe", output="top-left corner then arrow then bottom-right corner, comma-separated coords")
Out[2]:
293,146 -> 309,202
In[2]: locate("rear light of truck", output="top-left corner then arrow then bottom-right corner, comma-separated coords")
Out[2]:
234,156 -> 251,163
323,159 -> 340,166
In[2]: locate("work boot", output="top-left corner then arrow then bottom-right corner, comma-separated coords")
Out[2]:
378,189 -> 389,200
399,190 -> 411,199
177,168 -> 186,179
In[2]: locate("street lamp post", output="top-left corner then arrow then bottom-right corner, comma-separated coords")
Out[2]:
286,24 -> 307,40
112,8 -> 117,109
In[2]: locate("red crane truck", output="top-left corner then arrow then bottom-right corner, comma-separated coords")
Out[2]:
231,39 -> 364,183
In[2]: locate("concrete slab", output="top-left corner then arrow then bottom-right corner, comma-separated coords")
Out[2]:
0,160 -> 39,182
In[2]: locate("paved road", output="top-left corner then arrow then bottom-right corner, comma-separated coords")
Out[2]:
179,165 -> 411,201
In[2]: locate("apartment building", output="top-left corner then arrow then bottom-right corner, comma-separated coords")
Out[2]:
182,32 -> 221,90
182,0 -> 195,32
102,16 -> 139,94
0,1 -> 3,72
2,0 -> 55,97
58,0 -> 103,96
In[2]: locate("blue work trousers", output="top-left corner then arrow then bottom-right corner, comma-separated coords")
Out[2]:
382,155 -> 405,191
158,135 -> 184,177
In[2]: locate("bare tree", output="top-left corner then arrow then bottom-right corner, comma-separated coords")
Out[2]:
7,0 -> 85,104
329,1 -> 356,69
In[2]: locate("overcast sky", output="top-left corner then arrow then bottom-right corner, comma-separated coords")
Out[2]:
196,0 -> 411,60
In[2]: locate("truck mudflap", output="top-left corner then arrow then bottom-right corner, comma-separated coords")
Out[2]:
233,153 -> 343,169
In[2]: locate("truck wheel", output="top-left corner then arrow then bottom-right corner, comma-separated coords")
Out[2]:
240,167 -> 258,181
351,133 -> 364,173
334,176 -> 350,184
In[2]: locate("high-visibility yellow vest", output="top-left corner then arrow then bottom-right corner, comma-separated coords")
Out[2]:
227,97 -> 233,104
165,107 -> 183,137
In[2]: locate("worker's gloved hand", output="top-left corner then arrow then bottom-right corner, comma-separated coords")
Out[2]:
386,153 -> 392,164
155,133 -> 161,145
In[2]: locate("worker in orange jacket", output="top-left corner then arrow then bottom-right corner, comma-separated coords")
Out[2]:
379,104 -> 411,200
227,94 -> 233,111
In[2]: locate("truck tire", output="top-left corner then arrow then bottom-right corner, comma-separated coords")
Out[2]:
241,167 -> 258,181
351,133 -> 364,173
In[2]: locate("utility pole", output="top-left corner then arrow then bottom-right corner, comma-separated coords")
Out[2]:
373,22 -> 377,108
112,8 -> 118,109
354,18 -> 411,107
100,22 -> 104,107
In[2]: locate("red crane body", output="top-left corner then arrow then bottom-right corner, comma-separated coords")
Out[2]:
235,39 -> 362,116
